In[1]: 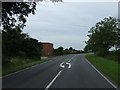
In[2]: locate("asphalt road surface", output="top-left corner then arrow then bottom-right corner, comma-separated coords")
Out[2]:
2,54 -> 117,89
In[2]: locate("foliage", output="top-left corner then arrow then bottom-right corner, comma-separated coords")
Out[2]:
2,0 -> 63,31
54,46 -> 64,55
2,1 -> 63,66
2,2 -> 36,32
69,47 -> 73,51
2,28 -> 26,60
85,17 -> 120,56
64,47 -> 87,54
2,30 -> 43,66
105,50 -> 120,61
2,2 -> 43,66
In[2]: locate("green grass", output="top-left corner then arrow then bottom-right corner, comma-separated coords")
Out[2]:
85,54 -> 119,85
3,58 -> 49,76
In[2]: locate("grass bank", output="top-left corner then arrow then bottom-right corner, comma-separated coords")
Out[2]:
85,54 -> 119,85
3,58 -> 49,76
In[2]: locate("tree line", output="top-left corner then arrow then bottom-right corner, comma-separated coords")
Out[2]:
2,2 -> 42,66
54,47 -> 86,56
84,17 -> 120,61
2,0 -> 62,66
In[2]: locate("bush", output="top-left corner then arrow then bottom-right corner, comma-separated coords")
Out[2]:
18,51 -> 27,58
109,50 -> 120,62
95,48 -> 108,57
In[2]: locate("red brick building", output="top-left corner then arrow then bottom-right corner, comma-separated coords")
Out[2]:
42,42 -> 53,57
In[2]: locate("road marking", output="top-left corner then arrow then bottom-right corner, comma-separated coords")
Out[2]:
60,62 -> 65,68
60,55 -> 77,69
85,58 -> 117,88
2,60 -> 49,78
3,55 -> 72,78
45,70 -> 63,90
66,62 -> 71,68
67,55 -> 76,63
68,60 -> 71,63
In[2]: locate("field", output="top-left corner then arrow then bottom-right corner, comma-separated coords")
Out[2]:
85,54 -> 119,85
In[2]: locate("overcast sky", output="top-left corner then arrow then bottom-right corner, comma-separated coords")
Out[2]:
23,1 -> 118,50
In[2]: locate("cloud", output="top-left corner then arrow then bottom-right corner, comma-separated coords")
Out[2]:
63,0 -> 119,2
24,2 -> 117,50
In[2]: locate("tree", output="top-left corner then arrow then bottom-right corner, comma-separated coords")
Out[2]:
65,48 -> 69,51
19,38 -> 42,59
2,0 -> 63,31
2,1 -> 63,63
54,47 -> 64,55
85,17 -> 119,56
2,2 -> 36,32
69,47 -> 73,51
64,48 -> 70,54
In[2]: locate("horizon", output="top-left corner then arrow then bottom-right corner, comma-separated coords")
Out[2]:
23,2 -> 118,50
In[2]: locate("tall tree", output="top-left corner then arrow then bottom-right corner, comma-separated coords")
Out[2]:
2,2 -> 36,32
2,1 -> 63,62
85,17 -> 120,56
2,2 -> 37,61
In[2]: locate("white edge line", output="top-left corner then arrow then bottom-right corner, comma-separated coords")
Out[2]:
2,55 -> 69,78
2,60 -> 48,78
1,55 -> 75,78
45,70 -> 63,90
85,58 -> 117,88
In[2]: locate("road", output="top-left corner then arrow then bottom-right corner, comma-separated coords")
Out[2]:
2,54 -> 117,89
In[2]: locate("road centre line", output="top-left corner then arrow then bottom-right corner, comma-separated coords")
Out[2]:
85,58 -> 117,88
45,70 -> 63,90
68,60 -> 71,63
60,55 -> 77,68
67,55 -> 76,63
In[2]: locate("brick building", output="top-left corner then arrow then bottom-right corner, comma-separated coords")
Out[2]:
42,42 -> 53,57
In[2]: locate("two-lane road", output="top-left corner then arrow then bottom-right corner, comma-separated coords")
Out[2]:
2,54 -> 117,89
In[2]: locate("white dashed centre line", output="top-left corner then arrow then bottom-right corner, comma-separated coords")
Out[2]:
45,70 -> 63,90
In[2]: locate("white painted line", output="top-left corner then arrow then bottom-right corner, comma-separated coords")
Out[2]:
3,55 -> 68,78
85,58 -> 117,88
3,60 -> 48,78
45,70 -> 63,90
68,60 -> 71,63
67,55 -> 76,63
60,62 -> 65,68
66,62 -> 71,68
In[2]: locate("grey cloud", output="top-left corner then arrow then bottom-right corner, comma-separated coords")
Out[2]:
24,2 -> 117,50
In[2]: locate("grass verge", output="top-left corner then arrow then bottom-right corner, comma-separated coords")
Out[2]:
3,58 -> 49,76
85,54 -> 119,85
